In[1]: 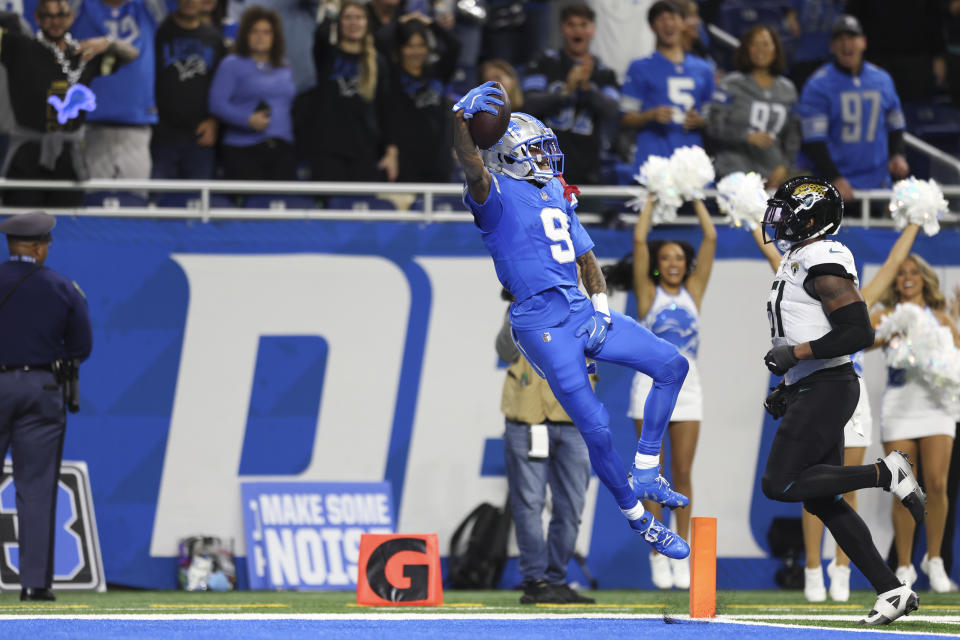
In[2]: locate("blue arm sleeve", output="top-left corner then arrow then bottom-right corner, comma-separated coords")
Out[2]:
884,76 -> 906,132
796,80 -> 830,143
619,60 -> 644,113
208,58 -> 256,129
463,176 -> 503,232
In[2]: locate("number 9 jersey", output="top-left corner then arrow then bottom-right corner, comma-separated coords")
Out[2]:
465,173 -> 594,331
768,239 -> 859,384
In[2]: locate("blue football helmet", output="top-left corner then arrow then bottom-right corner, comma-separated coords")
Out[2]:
481,112 -> 564,184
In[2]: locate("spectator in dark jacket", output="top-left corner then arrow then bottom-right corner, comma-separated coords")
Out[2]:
386,14 -> 460,182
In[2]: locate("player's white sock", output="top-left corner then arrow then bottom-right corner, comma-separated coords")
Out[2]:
634,453 -> 660,470
621,500 -> 645,521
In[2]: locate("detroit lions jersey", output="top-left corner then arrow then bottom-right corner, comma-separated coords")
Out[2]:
465,174 -> 594,331
644,286 -> 699,358
769,239 -> 859,384
796,61 -> 905,189
620,51 -> 714,170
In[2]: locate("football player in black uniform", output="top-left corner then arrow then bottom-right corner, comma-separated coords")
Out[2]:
759,176 -> 926,625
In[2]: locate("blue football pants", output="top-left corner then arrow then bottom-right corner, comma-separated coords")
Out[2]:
513,304 -> 688,510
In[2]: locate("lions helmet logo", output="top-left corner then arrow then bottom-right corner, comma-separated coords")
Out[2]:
791,183 -> 828,212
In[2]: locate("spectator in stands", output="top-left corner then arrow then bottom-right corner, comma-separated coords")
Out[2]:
0,0 -> 137,206
0,11 -> 29,171
298,0 -> 396,181
676,0 -> 709,64
483,0 -> 551,68
386,14 -> 460,182
71,0 -> 164,180
208,6 -> 296,180
795,15 -> 909,203
620,0 -> 713,173
871,254 -> 960,594
585,0 -> 654,85
521,4 -> 618,185
784,0 -> 845,90
479,58 -> 524,110
199,0 -> 236,46
708,25 -> 799,189
227,0 -> 317,92
152,0 -> 225,180
847,0 -> 946,105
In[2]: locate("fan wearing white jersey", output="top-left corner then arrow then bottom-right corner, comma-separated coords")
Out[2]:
752,221 -> 921,602
631,195 -> 716,590
759,176 -> 926,626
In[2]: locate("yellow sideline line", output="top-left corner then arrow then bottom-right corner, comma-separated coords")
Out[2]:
149,603 -> 291,609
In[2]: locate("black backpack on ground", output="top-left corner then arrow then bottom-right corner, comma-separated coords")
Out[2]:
447,498 -> 512,589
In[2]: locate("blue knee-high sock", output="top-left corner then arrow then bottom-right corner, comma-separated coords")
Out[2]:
637,352 -> 688,456
576,404 -> 635,510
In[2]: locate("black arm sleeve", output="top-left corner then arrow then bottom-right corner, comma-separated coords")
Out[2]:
888,128 -> 905,157
802,263 -> 854,299
808,301 -> 874,359
801,140 -> 841,181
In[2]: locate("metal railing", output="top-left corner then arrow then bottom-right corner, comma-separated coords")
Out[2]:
1,178 -> 958,227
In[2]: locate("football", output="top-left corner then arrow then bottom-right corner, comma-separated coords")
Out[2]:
468,82 -> 511,150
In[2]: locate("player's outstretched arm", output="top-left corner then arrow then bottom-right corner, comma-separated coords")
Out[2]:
686,199 -> 716,307
632,197 -> 656,317
859,223 -> 919,309
453,111 -> 492,204
749,226 -> 782,273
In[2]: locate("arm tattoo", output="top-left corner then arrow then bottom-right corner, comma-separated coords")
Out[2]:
815,274 -> 863,313
452,117 -> 488,192
577,251 -> 607,297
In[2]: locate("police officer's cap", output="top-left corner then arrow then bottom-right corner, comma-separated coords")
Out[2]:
0,211 -> 56,242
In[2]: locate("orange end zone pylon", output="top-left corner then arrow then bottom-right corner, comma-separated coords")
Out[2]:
689,516 -> 717,618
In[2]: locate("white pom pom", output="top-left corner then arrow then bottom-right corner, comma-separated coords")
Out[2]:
716,171 -> 767,230
634,155 -> 682,225
876,303 -> 960,418
889,177 -> 947,237
669,146 -> 715,202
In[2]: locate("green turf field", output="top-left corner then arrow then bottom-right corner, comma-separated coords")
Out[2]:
1,589 -> 958,634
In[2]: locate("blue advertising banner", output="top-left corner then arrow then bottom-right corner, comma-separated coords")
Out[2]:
241,481 -> 394,590
33,216 -> 960,590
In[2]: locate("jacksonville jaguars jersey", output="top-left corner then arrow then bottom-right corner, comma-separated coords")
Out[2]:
644,286 -> 699,358
768,238 -> 859,385
465,174 -> 594,331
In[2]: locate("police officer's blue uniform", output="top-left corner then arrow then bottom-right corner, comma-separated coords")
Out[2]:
465,174 -> 689,515
0,212 -> 92,600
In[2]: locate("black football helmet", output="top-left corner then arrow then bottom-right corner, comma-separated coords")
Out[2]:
762,176 -> 843,245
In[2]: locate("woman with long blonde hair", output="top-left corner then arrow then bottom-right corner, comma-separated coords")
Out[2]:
299,0 -> 397,181
871,252 -> 960,593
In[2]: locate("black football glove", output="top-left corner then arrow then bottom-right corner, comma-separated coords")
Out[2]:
763,382 -> 791,419
764,345 -> 799,375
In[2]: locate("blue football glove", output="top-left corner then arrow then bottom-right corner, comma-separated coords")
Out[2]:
452,81 -> 504,120
576,311 -> 611,356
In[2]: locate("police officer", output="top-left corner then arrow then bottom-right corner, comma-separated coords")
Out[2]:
0,211 -> 91,601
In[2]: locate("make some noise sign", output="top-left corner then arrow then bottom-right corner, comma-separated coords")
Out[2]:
241,482 -> 394,589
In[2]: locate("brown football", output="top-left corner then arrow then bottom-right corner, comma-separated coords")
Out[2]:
468,81 -> 511,150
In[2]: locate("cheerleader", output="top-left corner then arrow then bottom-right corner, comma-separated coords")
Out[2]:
871,252 -> 960,593
631,196 -> 716,589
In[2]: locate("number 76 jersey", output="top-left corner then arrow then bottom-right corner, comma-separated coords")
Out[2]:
768,239 -> 859,384
465,174 -> 594,327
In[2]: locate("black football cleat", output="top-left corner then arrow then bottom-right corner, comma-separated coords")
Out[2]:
20,587 -> 55,602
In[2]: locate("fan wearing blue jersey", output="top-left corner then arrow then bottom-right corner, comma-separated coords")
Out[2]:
619,0 -> 714,174
451,82 -> 691,560
795,14 -> 909,203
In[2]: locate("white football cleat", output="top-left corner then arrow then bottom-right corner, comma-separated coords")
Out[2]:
880,450 -> 926,524
895,564 -> 917,590
671,556 -> 690,590
827,558 -> 851,602
860,584 -> 918,625
649,552 -> 674,589
920,554 -> 956,593
804,566 -> 826,602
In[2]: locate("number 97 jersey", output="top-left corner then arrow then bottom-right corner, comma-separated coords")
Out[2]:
466,174 -> 594,317
768,239 -> 859,384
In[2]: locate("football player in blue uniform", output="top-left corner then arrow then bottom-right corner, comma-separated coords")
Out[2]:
619,0 -> 714,173
451,81 -> 690,559
795,14 -> 909,202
